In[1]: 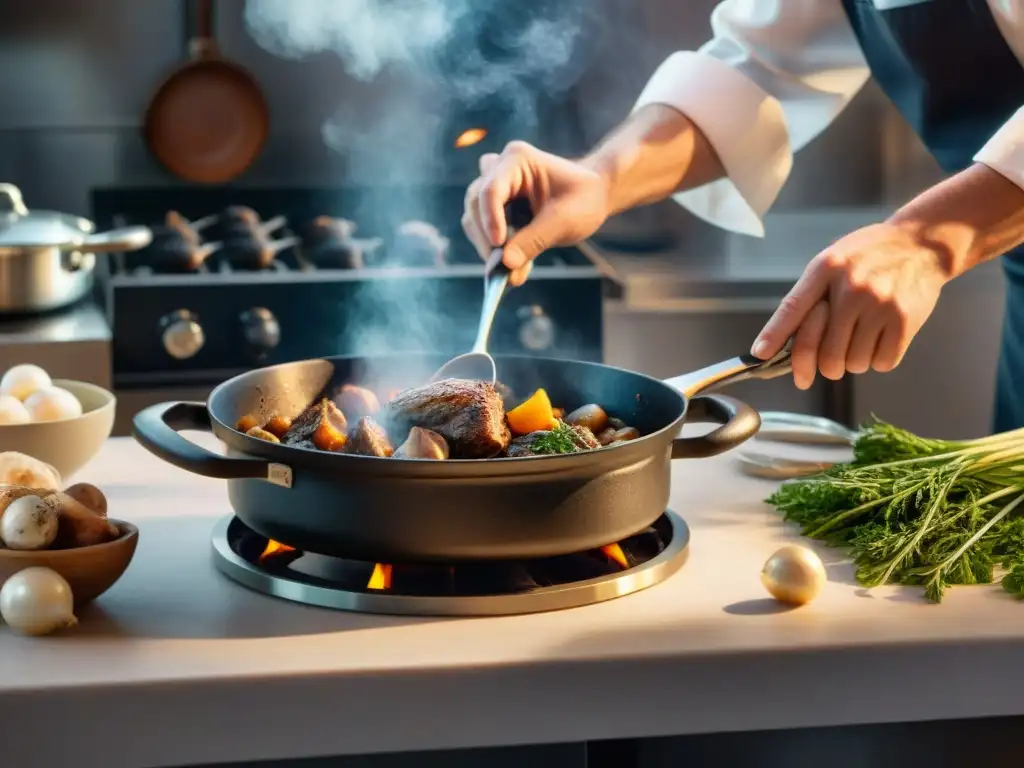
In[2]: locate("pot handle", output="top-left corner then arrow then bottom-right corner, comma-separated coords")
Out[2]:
672,394 -> 762,459
132,402 -> 293,487
0,183 -> 28,215
77,226 -> 153,254
662,339 -> 795,398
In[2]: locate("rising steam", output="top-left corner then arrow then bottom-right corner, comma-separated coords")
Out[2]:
243,0 -> 595,364
243,0 -> 466,80
243,0 -> 588,87
244,0 -> 592,156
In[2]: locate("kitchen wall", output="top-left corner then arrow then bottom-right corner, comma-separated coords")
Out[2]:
0,0 -> 891,215
0,0 -> 1006,437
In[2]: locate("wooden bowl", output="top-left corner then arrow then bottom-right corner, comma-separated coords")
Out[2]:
0,520 -> 138,606
0,379 -> 116,479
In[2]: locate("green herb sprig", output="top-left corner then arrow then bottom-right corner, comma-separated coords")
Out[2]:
766,420 -> 1024,602
529,421 -> 581,455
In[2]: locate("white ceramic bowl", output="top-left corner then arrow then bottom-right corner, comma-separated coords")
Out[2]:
0,379 -> 115,479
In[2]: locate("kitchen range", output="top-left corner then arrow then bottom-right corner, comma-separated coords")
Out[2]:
90,185 -> 611,436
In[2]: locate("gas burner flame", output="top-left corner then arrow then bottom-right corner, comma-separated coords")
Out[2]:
454,128 -> 487,149
600,544 -> 629,570
367,563 -> 393,590
259,539 -> 296,564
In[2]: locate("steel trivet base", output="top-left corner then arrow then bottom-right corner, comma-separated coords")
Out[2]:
210,511 -> 689,617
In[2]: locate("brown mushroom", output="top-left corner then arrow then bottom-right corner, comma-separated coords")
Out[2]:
334,385 -> 381,421
395,427 -> 449,460
63,483 -> 108,517
564,404 -> 609,434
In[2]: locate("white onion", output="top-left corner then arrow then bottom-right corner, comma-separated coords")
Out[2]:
761,544 -> 827,606
0,494 -> 58,550
0,365 -> 51,402
0,395 -> 30,425
0,567 -> 77,636
23,386 -> 82,422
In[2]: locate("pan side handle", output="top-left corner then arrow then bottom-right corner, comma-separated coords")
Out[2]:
132,402 -> 292,487
672,395 -> 761,459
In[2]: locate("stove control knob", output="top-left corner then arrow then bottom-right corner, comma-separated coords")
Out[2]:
240,307 -> 281,359
517,305 -> 555,351
160,310 -> 205,360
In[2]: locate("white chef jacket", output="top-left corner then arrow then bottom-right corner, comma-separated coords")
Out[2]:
634,0 -> 1024,237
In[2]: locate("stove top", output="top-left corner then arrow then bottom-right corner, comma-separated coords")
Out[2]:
92,186 -> 608,390
211,512 -> 689,616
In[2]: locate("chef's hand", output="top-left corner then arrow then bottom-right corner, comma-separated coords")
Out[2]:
751,222 -> 950,389
462,142 -> 610,286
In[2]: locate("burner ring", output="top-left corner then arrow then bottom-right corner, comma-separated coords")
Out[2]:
210,513 -> 690,617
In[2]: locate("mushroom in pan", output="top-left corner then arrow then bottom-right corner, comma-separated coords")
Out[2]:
333,385 -> 380,422
395,427 -> 449,460
344,418 -> 394,458
563,404 -> 609,434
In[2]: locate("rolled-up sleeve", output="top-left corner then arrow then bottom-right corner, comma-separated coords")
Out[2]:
633,0 -> 871,237
975,107 -> 1024,191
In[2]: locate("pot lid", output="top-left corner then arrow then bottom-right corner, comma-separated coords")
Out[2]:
0,183 -> 96,248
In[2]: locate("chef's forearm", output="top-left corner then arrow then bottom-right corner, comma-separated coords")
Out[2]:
888,163 -> 1024,279
581,105 -> 725,217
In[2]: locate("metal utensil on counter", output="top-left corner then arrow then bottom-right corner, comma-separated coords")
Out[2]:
430,199 -> 533,384
756,411 -> 858,445
736,450 -> 837,479
737,411 -> 857,479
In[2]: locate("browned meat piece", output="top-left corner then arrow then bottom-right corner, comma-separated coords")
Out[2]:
505,424 -> 600,458
345,417 -> 394,457
282,398 -> 348,452
333,384 -> 380,422
384,379 -> 510,459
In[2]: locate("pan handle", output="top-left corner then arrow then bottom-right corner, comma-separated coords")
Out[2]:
132,402 -> 293,487
662,339 -> 794,398
76,226 -> 153,254
188,0 -> 218,58
672,394 -> 761,459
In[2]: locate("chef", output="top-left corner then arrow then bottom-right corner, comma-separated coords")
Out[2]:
461,0 -> 1024,431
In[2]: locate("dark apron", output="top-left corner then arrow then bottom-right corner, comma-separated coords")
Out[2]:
841,0 -> 1024,431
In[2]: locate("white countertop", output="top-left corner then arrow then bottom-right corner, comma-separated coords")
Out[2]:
2,435 -> 1023,768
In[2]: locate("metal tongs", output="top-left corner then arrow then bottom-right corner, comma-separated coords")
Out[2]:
738,411 -> 858,479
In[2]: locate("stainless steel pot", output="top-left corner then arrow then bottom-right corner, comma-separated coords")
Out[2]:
0,183 -> 152,314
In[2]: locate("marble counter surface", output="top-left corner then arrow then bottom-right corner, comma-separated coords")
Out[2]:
0,434 -> 1021,767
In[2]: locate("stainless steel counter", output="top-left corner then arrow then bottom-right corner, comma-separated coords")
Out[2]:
0,301 -> 112,389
